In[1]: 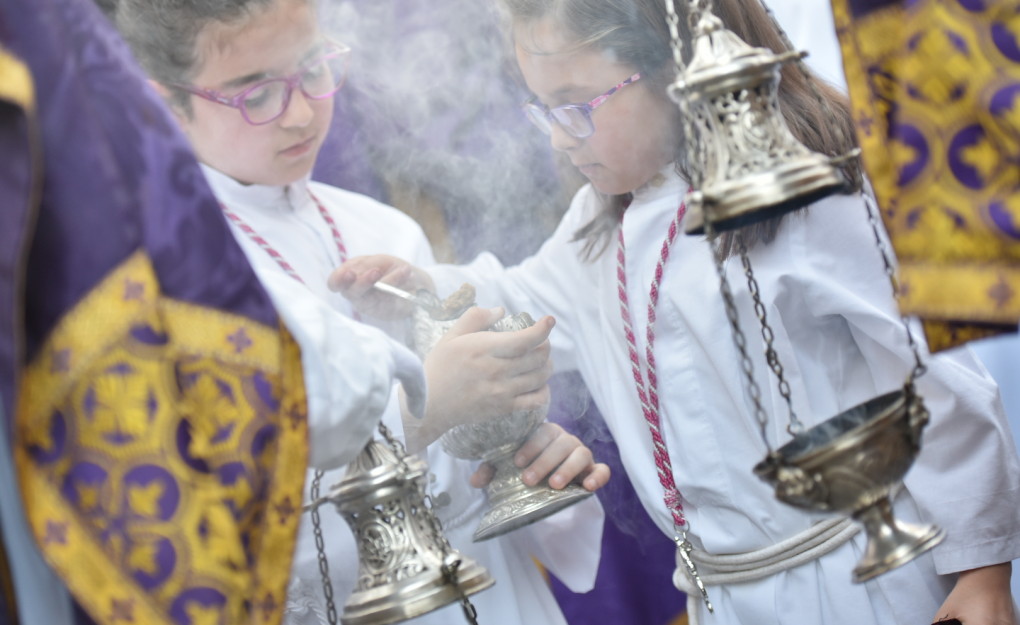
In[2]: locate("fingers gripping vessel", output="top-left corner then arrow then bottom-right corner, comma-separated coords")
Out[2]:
411,290 -> 592,542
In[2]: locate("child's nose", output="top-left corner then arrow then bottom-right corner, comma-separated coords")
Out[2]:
279,89 -> 315,128
549,124 -> 581,152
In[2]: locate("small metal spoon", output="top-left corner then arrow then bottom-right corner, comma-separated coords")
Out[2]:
371,281 -> 418,304
371,281 -> 443,316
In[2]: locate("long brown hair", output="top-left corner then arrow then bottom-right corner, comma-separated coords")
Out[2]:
501,0 -> 861,260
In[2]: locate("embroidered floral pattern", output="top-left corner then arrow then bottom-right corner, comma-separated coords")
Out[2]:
832,0 -> 1020,350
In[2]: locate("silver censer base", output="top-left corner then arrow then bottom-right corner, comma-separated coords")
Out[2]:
470,440 -> 593,542
754,386 -> 944,582
414,307 -> 592,543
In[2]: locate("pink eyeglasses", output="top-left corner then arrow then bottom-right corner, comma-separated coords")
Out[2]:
523,72 -> 642,139
171,40 -> 351,126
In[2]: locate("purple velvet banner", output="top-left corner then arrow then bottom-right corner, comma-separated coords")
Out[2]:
0,2 -> 302,623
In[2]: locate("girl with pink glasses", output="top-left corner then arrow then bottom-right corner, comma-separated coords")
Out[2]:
102,0 -> 610,623
335,0 -> 1020,623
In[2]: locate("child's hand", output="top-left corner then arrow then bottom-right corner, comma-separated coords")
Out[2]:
931,562 -> 1016,625
328,254 -> 435,320
470,422 -> 611,493
403,307 -> 555,451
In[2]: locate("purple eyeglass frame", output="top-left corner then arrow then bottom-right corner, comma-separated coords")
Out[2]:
171,40 -> 352,126
524,72 -> 642,139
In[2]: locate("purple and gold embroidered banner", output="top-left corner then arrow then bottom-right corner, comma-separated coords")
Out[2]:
0,1 -> 309,623
830,0 -> 1020,351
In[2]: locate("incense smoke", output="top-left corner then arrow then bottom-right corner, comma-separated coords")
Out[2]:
318,0 -> 583,264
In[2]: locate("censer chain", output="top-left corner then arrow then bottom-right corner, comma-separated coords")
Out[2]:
705,219 -> 774,453
310,469 -> 340,625
664,0 -> 686,72
375,422 -> 481,625
757,0 -> 924,390
862,194 -> 927,382
738,239 -> 803,435
663,0 -> 715,70
664,0 -> 708,190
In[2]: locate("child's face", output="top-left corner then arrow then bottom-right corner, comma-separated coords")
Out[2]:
175,0 -> 333,186
514,18 -> 680,196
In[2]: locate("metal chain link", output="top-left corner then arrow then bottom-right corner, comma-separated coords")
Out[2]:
375,423 -> 480,625
861,195 -> 927,382
375,421 -> 413,476
423,490 -> 480,625
310,469 -> 340,625
665,0 -> 714,191
664,0 -> 686,72
705,219 -> 774,453
738,239 -> 803,435
757,0 -> 821,106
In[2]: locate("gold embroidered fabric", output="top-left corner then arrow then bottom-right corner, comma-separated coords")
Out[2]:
0,45 -> 34,111
14,252 -> 309,625
830,0 -> 1020,351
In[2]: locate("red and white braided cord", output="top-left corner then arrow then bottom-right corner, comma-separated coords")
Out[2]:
617,201 -> 688,529
219,190 -> 349,285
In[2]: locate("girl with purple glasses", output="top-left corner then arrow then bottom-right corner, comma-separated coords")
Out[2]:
334,0 -> 1020,623
102,0 -> 611,623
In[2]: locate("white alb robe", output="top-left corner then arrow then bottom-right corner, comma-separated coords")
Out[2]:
429,168 -> 1020,625
202,165 -> 604,625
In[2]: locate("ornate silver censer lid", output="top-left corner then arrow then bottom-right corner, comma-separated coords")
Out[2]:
307,426 -> 493,625
667,2 -> 847,234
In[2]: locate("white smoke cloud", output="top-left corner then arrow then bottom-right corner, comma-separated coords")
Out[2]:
319,0 -> 583,264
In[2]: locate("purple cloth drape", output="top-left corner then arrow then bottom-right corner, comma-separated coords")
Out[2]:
0,2 -> 301,624
0,0 -> 278,416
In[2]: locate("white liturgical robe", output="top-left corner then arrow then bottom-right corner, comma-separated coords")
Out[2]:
430,168 -> 1020,625
202,165 -> 605,625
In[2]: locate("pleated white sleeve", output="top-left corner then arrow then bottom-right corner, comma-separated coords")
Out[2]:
257,268 -> 427,470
